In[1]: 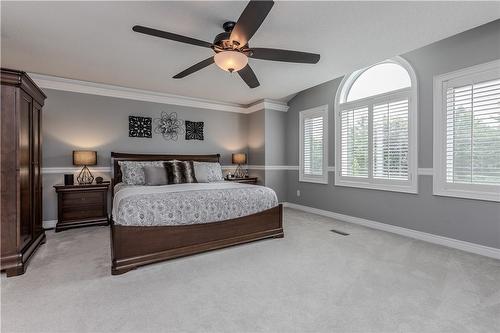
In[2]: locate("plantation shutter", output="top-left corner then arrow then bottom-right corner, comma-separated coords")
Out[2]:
373,99 -> 409,180
446,78 -> 500,185
340,106 -> 369,177
303,115 -> 324,176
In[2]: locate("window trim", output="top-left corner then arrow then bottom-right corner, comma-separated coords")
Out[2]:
433,59 -> 500,202
334,56 -> 418,194
299,105 -> 329,184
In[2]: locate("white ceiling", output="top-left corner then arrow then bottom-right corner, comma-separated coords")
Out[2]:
2,1 -> 499,105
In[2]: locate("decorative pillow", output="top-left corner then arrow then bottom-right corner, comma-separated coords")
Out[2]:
193,161 -> 224,183
164,160 -> 197,184
118,161 -> 165,185
143,166 -> 168,186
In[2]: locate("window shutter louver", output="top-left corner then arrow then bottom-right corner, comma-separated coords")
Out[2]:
335,58 -> 417,193
373,99 -> 409,180
303,115 -> 324,176
300,105 -> 328,184
446,78 -> 500,185
340,107 -> 369,177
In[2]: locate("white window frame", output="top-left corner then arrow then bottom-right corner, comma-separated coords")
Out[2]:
433,59 -> 500,202
299,105 -> 329,184
334,56 -> 418,193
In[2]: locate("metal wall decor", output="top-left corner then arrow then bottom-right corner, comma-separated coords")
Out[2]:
185,121 -> 204,140
129,116 -> 152,138
154,111 -> 184,141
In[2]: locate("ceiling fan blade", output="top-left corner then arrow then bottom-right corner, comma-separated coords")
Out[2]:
230,1 -> 274,47
173,57 -> 214,79
249,48 -> 320,64
238,64 -> 260,88
133,25 -> 213,48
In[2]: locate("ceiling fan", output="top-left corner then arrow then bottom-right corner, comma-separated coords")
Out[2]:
132,0 -> 320,88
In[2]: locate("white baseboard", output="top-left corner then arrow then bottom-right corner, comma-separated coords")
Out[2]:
283,202 -> 500,260
43,220 -> 57,229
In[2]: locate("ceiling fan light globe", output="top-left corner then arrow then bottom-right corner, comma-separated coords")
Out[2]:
214,51 -> 248,72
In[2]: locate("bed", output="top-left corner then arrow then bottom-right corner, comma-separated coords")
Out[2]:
110,152 -> 283,275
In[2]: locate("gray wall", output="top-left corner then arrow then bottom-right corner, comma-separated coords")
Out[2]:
264,109 -> 288,201
285,20 -> 500,248
43,89 -> 249,167
245,108 -> 288,201
246,109 -> 266,184
42,89 -> 249,221
265,110 -> 287,166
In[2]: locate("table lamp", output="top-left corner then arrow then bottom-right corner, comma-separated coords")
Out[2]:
232,153 -> 247,178
73,150 -> 97,184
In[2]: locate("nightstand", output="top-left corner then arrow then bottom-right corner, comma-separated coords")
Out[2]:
53,183 -> 110,232
225,177 -> 258,184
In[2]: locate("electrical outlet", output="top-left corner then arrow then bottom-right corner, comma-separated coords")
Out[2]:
296,189 -> 301,197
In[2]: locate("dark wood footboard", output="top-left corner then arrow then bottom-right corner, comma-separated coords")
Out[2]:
110,204 -> 283,275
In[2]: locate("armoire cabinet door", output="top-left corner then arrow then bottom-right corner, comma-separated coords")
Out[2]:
19,90 -> 33,249
32,102 -> 43,237
1,68 -> 47,277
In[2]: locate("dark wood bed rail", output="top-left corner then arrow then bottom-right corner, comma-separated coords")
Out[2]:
108,152 -> 283,275
111,204 -> 283,275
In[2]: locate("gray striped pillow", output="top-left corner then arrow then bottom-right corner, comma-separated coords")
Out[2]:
164,160 -> 197,184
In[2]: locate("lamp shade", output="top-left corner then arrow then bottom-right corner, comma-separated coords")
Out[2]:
73,150 -> 97,166
214,51 -> 248,73
232,153 -> 247,165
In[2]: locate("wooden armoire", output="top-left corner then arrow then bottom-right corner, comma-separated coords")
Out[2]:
1,68 -> 46,277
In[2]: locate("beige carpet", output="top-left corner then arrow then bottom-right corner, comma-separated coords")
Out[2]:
2,208 -> 499,333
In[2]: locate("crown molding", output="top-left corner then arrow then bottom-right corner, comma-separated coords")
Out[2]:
246,99 -> 289,113
28,73 -> 288,114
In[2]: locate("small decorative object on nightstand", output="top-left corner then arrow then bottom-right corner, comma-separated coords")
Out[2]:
232,153 -> 247,178
64,174 -> 74,185
53,183 -> 110,232
225,176 -> 258,184
73,150 -> 97,184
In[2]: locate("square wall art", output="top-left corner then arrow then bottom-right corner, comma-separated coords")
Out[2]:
129,116 -> 152,138
185,120 -> 204,140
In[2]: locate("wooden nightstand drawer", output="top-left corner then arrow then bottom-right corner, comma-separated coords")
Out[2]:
225,177 -> 258,184
61,205 -> 106,221
54,183 -> 110,232
62,191 -> 103,207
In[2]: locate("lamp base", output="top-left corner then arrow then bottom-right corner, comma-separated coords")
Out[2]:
234,164 -> 246,178
77,165 -> 94,185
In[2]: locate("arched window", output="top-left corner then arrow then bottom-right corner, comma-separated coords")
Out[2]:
334,57 -> 418,193
346,62 -> 411,102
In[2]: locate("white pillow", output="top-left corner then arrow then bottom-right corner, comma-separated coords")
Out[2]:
118,161 -> 166,185
193,161 -> 224,182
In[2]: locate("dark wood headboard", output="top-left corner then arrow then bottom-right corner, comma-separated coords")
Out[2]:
110,152 -> 220,187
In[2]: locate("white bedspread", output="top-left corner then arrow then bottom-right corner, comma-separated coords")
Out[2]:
112,182 -> 278,226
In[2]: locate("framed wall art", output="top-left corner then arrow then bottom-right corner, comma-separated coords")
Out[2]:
185,120 -> 204,140
129,116 -> 152,138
